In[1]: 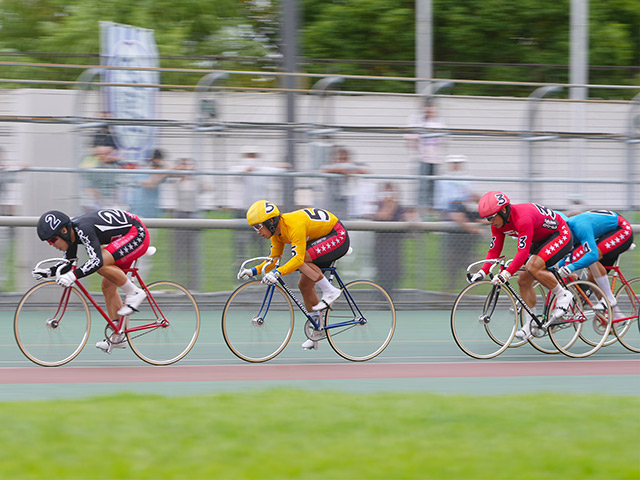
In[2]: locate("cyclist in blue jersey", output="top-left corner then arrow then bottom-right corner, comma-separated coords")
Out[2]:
557,210 -> 633,319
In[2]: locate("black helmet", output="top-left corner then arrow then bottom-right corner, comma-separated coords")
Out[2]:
37,210 -> 72,243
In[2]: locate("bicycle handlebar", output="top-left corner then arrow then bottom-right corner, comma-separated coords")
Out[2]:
466,257 -> 507,274
240,256 -> 276,274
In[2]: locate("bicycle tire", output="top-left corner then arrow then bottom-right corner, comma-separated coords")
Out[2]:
548,280 -> 612,358
450,280 -> 518,359
221,280 -> 294,363
14,281 -> 91,367
325,280 -> 396,362
613,277 -> 640,353
126,281 -> 200,366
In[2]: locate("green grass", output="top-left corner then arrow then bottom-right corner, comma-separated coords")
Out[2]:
0,390 -> 638,479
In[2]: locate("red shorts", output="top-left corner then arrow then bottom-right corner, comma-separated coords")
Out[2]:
105,222 -> 150,269
307,221 -> 350,268
530,223 -> 573,267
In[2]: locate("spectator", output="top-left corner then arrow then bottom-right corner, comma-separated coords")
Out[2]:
405,102 -> 447,218
0,146 -> 26,290
135,149 -> 168,219
371,183 -> 417,293
171,158 -> 203,290
230,146 -> 289,262
321,146 -> 371,220
79,145 -> 122,212
435,155 -> 482,291
92,111 -> 118,152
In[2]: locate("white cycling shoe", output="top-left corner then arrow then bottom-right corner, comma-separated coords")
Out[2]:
312,289 -> 341,311
96,333 -> 128,354
551,291 -> 574,318
515,319 -> 534,341
117,290 -> 147,316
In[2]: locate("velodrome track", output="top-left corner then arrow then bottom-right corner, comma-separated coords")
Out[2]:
2,309 -> 639,401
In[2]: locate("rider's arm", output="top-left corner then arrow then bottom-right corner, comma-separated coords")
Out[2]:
275,226 -> 307,276
254,239 -> 285,275
506,222 -> 534,275
481,227 -> 505,274
564,235 -> 599,273
73,231 -> 104,279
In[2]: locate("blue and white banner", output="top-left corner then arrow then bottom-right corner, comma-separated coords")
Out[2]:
100,21 -> 159,164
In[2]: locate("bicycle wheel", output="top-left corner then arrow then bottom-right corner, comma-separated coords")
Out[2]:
127,281 -> 200,366
613,277 -> 640,353
14,281 -> 91,367
222,280 -> 294,363
325,280 -> 396,362
450,280 -> 518,359
548,280 -> 612,358
520,283 -> 560,355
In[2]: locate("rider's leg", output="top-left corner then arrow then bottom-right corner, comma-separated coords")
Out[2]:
298,262 -> 322,311
589,261 -> 616,304
98,249 -> 144,318
517,269 -> 537,310
526,255 -> 572,312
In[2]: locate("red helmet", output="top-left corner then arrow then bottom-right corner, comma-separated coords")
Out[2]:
478,191 -> 510,218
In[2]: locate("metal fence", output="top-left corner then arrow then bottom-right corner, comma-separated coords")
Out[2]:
1,66 -> 639,296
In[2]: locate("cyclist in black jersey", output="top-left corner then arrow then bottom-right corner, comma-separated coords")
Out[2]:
33,208 -> 150,353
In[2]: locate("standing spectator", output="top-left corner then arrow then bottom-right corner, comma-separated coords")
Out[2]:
435,155 -> 482,291
230,146 -> 289,262
371,183 -> 416,293
135,149 -> 168,219
0,146 -> 25,290
321,146 -> 370,220
79,145 -> 122,212
92,111 -> 118,152
171,158 -> 203,290
405,102 -> 447,218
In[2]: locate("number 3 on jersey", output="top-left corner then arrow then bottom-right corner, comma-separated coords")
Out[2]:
303,208 -> 331,222
518,236 -> 528,249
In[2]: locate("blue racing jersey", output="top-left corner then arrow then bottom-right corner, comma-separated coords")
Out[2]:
558,210 -> 619,273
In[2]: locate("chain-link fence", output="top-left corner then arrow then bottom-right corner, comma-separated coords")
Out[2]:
1,67 -> 639,297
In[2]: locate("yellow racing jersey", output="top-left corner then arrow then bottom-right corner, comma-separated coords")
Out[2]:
257,208 -> 339,276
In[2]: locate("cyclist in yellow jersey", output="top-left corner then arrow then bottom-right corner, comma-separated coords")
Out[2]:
238,200 -> 351,349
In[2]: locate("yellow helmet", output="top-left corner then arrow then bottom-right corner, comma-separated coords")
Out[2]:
246,200 -> 280,234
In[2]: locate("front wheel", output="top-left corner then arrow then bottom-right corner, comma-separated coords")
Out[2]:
221,280 -> 295,363
451,280 -> 518,359
14,281 -> 91,367
325,280 -> 396,362
126,281 -> 200,365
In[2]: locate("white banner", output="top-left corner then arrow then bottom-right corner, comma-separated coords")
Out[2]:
100,21 -> 159,164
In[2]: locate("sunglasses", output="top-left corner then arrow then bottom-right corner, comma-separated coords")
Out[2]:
47,236 -> 59,245
485,214 -> 498,221
252,223 -> 264,232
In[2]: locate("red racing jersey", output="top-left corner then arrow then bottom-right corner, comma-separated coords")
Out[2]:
482,203 -> 570,276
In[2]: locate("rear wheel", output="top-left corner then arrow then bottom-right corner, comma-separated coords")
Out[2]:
548,280 -> 612,358
613,277 -> 640,353
325,280 -> 396,362
127,281 -> 200,365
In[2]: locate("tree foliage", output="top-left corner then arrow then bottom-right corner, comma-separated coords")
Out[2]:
0,0 -> 638,95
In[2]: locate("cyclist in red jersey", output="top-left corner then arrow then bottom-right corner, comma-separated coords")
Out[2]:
470,191 -> 574,340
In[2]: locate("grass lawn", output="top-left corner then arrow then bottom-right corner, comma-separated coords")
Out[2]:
0,390 -> 638,479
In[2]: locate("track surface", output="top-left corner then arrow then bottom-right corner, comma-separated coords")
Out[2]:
2,309 -> 639,400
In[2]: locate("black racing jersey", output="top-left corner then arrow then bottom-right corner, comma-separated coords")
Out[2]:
65,209 -> 145,279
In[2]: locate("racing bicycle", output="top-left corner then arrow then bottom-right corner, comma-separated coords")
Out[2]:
221,254 -> 396,362
14,247 -> 200,366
